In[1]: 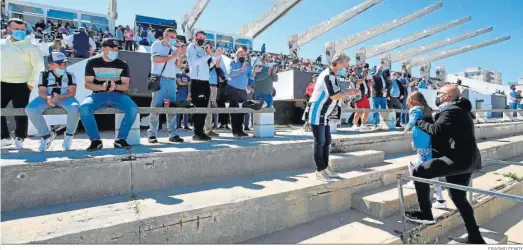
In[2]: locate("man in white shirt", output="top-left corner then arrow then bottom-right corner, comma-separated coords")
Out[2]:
1,18 -> 45,149
186,30 -> 223,141
147,28 -> 186,144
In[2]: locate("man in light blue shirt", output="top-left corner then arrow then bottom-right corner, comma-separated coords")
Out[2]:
147,27 -> 155,46
115,25 -> 124,48
227,48 -> 261,138
389,72 -> 405,127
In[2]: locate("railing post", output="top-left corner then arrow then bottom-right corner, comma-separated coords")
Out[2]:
397,175 -> 408,244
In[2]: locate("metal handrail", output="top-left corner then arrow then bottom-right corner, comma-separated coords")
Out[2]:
396,173 -> 523,244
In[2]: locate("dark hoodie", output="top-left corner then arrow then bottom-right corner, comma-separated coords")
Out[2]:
416,97 -> 481,173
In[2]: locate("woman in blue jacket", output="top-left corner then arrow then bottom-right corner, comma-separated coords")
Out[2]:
403,91 -> 447,209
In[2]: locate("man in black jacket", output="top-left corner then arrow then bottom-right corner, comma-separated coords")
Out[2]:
370,69 -> 391,129
406,84 -> 485,244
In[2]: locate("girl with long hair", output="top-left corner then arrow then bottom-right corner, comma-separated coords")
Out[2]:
403,91 -> 447,209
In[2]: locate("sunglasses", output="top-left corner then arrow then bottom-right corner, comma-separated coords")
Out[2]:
436,91 -> 448,97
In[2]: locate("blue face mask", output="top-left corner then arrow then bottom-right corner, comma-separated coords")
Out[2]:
107,51 -> 118,61
168,38 -> 177,47
337,67 -> 347,76
11,30 -> 27,41
55,69 -> 66,76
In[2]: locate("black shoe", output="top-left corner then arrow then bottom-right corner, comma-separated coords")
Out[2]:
184,126 -> 193,131
239,132 -> 249,137
218,125 -> 225,129
86,140 -> 103,151
467,235 -> 486,244
405,210 -> 435,225
169,135 -> 184,143
244,126 -> 251,131
224,125 -> 231,130
207,131 -> 219,137
114,139 -> 132,149
148,136 -> 158,143
193,134 -> 211,141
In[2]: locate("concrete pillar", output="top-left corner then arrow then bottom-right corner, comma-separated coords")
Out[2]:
379,111 -> 396,130
253,113 -> 274,138
115,113 -> 141,145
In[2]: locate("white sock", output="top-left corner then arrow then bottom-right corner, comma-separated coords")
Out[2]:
433,178 -> 444,201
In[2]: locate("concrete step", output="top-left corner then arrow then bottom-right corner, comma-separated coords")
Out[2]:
351,136 -> 523,219
442,227 -> 508,244
3,137 -> 523,244
469,202 -> 523,244
329,150 -> 385,172
244,159 -> 523,244
2,122 -> 521,212
0,149 -> 417,244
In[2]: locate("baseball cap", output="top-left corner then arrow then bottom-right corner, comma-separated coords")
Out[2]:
102,38 -> 119,48
48,52 -> 69,64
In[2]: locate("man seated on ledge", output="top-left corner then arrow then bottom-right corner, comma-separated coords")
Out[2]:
79,38 -> 138,151
25,52 -> 80,152
406,84 -> 486,244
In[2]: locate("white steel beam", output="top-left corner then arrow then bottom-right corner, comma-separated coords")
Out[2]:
238,0 -> 302,38
385,27 -> 493,64
355,16 -> 470,64
181,0 -> 211,39
404,36 -> 510,68
287,0 -> 382,57
325,2 -> 443,63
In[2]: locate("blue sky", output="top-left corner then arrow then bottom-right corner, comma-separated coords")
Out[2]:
29,0 -> 523,84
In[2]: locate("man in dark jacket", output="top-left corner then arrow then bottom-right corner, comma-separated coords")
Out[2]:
371,68 -> 391,129
406,84 -> 485,244
388,72 -> 405,127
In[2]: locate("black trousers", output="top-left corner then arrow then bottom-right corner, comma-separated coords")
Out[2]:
311,124 -> 331,172
389,97 -> 402,126
413,157 -> 481,236
226,85 -> 246,134
216,99 -> 229,125
191,80 -> 210,136
1,82 -> 31,139
125,40 -> 133,51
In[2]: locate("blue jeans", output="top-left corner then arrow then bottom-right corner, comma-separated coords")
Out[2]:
148,77 -> 178,137
26,97 -> 80,137
255,93 -> 273,108
176,87 -> 189,127
509,102 -> 518,110
79,92 -> 138,141
311,124 -> 331,172
400,102 -> 409,124
371,97 -> 388,125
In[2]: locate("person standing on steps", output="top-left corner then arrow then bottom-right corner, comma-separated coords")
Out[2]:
1,18 -> 45,149
147,28 -> 185,144
402,91 -> 447,209
306,52 -> 360,182
405,84 -> 486,244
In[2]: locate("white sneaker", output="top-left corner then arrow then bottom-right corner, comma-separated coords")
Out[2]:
1,138 -> 13,148
404,181 -> 416,189
13,137 -> 24,150
38,132 -> 56,152
432,200 -> 448,209
359,126 -> 370,131
63,134 -> 74,150
316,170 -> 333,182
351,125 -> 359,131
325,167 -> 340,178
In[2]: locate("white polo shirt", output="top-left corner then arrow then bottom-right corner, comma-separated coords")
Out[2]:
150,40 -> 181,78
